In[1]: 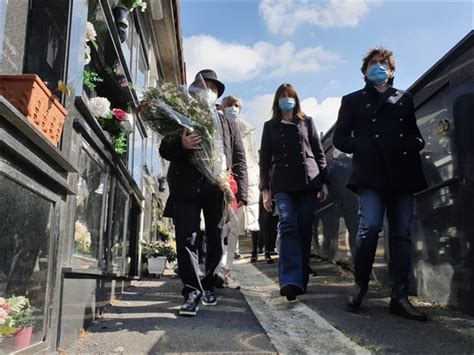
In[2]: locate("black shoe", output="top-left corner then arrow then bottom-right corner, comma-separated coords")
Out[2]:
179,295 -> 200,316
390,298 -> 428,321
268,250 -> 278,256
250,250 -> 258,263
234,252 -> 242,260
264,252 -> 273,264
258,248 -> 264,254
202,289 -> 217,306
215,271 -> 225,289
347,284 -> 367,309
280,284 -> 301,301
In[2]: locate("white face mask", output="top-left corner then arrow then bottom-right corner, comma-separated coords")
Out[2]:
189,86 -> 218,104
224,106 -> 240,120
206,90 -> 218,104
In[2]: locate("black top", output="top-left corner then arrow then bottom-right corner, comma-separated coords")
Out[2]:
333,84 -> 427,193
160,112 -> 248,203
259,116 -> 328,195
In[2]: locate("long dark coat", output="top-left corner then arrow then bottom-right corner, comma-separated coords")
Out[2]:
160,113 -> 248,204
259,116 -> 328,195
333,85 -> 427,193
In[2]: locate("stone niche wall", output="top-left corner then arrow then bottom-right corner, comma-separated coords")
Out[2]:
0,1 -> 29,74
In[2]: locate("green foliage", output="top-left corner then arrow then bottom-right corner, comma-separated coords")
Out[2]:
141,223 -> 176,262
4,296 -> 34,329
118,0 -> 143,11
140,83 -> 216,143
112,132 -> 128,155
141,240 -> 177,262
82,70 -> 103,91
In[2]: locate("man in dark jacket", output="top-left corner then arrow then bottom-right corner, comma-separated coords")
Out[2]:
333,47 -> 428,321
160,69 -> 247,316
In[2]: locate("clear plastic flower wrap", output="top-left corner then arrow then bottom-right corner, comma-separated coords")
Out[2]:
139,76 -> 236,226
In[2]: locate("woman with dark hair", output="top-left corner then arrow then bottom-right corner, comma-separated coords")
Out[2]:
259,83 -> 329,301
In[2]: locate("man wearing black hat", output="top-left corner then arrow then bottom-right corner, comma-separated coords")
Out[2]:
160,69 -> 248,316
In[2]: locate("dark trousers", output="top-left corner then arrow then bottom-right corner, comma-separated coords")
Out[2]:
355,188 -> 414,299
275,191 -> 316,292
255,199 -> 278,252
173,183 -> 224,299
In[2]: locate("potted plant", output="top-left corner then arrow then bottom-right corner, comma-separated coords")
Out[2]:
141,224 -> 177,276
0,296 -> 34,350
0,74 -> 68,147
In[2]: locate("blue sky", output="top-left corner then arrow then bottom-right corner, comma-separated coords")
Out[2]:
180,0 -> 474,140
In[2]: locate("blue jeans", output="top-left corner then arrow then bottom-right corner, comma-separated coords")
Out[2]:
354,189 -> 414,299
275,192 -> 316,292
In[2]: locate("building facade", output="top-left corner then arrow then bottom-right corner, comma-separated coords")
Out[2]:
0,0 -> 184,352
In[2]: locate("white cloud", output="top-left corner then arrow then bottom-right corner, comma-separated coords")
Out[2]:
301,96 -> 342,135
240,94 -> 341,144
259,0 -> 379,35
184,35 -> 341,84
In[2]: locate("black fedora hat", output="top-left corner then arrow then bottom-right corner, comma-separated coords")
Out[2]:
190,69 -> 225,98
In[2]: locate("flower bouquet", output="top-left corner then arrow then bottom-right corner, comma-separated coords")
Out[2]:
140,240 -> 177,263
139,81 -> 236,226
0,296 -> 34,349
87,97 -> 129,155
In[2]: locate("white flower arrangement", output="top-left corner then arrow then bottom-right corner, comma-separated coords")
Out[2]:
88,96 -> 111,119
85,22 -> 97,42
74,221 -> 92,254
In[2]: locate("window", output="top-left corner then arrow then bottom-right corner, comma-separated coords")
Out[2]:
0,175 -> 55,351
146,131 -> 162,179
134,41 -> 148,99
132,124 -> 145,188
416,87 -> 455,186
108,183 -> 129,273
0,0 -> 8,67
73,141 -> 109,269
24,0 -> 70,94
142,186 -> 153,242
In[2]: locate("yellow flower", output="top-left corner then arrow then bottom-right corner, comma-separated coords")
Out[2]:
57,81 -> 70,96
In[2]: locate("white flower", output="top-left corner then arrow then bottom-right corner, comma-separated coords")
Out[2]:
95,7 -> 106,22
0,297 -> 5,305
0,308 -> 8,322
85,22 -> 97,42
88,97 -> 111,118
140,2 -> 147,12
84,44 -> 91,65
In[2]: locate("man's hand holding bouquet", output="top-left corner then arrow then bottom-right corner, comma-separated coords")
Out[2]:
138,75 -> 236,225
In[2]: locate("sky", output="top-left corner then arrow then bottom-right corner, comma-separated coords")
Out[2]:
180,0 -> 474,141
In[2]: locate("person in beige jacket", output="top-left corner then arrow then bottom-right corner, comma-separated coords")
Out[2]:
220,95 -> 260,289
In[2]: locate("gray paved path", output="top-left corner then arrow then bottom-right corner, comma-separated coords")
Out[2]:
67,251 -> 474,354
67,275 -> 276,354
252,256 -> 474,354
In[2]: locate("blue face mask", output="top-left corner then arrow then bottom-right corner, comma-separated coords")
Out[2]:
279,97 -> 296,112
367,64 -> 389,85
224,106 -> 240,120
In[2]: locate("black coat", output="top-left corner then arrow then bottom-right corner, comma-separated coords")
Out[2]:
160,113 -> 248,203
259,116 -> 328,194
333,85 -> 427,193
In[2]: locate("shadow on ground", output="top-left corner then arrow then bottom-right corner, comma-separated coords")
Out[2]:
252,253 -> 474,354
